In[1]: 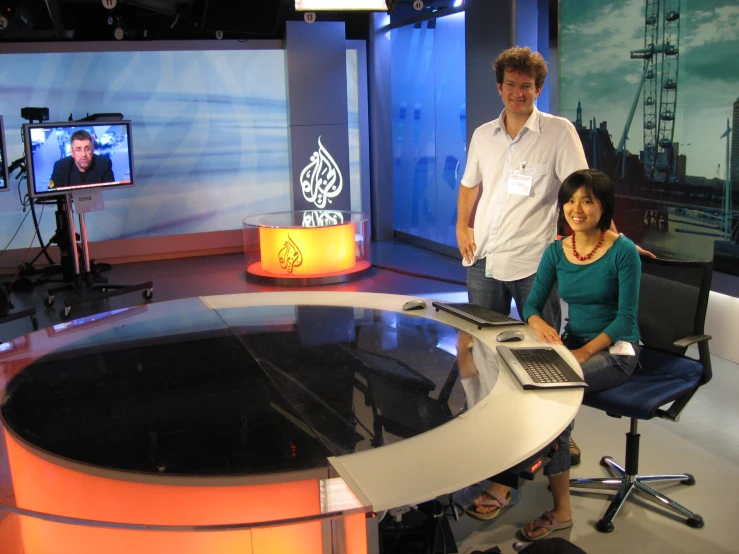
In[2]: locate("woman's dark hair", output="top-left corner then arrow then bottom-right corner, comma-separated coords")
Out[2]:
558,169 -> 614,232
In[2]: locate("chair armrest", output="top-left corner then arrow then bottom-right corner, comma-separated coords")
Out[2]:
673,334 -> 712,349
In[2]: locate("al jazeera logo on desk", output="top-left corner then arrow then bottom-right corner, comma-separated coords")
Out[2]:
277,235 -> 303,274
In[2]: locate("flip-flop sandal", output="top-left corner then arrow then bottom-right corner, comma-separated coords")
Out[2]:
465,489 -> 512,521
519,510 -> 573,541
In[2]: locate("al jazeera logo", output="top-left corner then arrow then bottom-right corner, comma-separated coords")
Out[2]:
300,136 -> 343,209
278,235 -> 303,274
275,138 -> 344,274
301,210 -> 344,227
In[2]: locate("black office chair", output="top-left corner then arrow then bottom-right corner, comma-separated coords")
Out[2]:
569,257 -> 713,532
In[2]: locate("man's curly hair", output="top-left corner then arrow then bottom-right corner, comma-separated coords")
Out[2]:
493,47 -> 548,89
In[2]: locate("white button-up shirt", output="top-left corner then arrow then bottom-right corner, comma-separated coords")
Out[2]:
460,107 -> 588,281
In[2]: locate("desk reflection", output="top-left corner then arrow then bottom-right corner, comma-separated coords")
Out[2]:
457,330 -> 500,410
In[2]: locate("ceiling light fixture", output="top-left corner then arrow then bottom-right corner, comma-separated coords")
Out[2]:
294,0 -> 388,11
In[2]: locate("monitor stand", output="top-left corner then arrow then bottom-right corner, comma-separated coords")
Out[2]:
44,194 -> 154,320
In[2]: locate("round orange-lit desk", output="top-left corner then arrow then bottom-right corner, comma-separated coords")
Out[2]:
0,292 -> 583,554
243,211 -> 372,286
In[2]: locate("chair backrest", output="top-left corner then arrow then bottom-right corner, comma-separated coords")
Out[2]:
638,256 -> 713,385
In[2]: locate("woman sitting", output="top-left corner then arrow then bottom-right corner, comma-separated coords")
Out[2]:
470,169 -> 642,540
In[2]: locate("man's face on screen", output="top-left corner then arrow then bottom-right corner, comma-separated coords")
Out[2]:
71,139 -> 93,172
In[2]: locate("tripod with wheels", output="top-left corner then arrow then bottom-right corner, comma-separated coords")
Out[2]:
44,193 -> 153,320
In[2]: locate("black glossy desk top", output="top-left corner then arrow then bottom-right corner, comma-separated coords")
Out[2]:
1,303 -> 499,477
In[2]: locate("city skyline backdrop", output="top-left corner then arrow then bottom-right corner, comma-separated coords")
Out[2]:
559,0 -> 738,182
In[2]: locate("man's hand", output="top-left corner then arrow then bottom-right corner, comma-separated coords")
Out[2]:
636,244 -> 656,258
456,184 -> 479,263
528,315 -> 563,345
457,226 -> 477,264
612,221 -> 656,258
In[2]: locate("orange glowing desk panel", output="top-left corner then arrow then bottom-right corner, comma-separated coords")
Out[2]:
0,298 -> 376,554
5,431 -> 327,554
259,223 -> 356,275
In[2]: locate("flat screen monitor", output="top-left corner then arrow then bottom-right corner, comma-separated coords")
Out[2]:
23,120 -> 135,199
0,116 -> 10,192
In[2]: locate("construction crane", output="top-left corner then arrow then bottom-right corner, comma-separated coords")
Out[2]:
616,0 -> 680,182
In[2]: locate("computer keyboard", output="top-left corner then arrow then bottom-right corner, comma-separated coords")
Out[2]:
510,348 -> 570,384
496,346 -> 587,390
431,302 -> 525,329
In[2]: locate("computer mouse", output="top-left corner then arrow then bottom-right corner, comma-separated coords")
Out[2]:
496,329 -> 524,342
402,299 -> 427,311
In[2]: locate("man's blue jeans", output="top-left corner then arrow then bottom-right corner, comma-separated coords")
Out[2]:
466,260 -> 561,331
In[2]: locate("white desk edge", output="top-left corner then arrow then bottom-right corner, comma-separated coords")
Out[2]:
202,291 -> 583,512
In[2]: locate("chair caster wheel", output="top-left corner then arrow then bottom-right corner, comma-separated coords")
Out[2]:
44,296 -> 55,308
142,288 -> 153,301
59,307 -> 71,320
595,519 -> 614,533
599,456 -> 613,467
31,316 -> 39,330
686,515 -> 704,528
681,474 -> 696,486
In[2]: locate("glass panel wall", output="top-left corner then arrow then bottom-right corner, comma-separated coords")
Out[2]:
389,12 -> 467,248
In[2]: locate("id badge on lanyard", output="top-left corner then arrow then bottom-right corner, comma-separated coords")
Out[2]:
506,161 -> 534,196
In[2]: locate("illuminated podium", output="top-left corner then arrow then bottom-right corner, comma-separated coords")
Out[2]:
243,211 -> 371,286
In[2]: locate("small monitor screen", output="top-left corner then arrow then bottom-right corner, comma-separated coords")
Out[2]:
23,120 -> 135,199
0,116 -> 10,192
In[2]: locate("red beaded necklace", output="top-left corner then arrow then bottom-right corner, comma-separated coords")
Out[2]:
571,231 -> 606,261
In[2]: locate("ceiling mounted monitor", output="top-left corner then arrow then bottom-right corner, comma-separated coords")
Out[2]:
295,0 -> 388,10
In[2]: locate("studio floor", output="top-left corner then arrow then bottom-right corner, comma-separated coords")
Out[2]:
1,240 -> 738,554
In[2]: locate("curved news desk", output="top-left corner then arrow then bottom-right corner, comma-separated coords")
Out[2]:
0,292 -> 583,554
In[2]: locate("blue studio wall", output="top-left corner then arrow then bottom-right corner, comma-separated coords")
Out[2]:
0,41 -> 363,255
389,12 -> 467,248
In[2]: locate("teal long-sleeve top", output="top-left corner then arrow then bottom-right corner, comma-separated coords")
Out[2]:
522,235 -> 641,343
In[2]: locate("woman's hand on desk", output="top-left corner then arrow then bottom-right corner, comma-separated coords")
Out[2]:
527,316 -> 563,345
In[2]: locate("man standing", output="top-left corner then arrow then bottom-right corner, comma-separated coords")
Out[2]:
457,46 -> 586,329
50,129 -> 114,190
